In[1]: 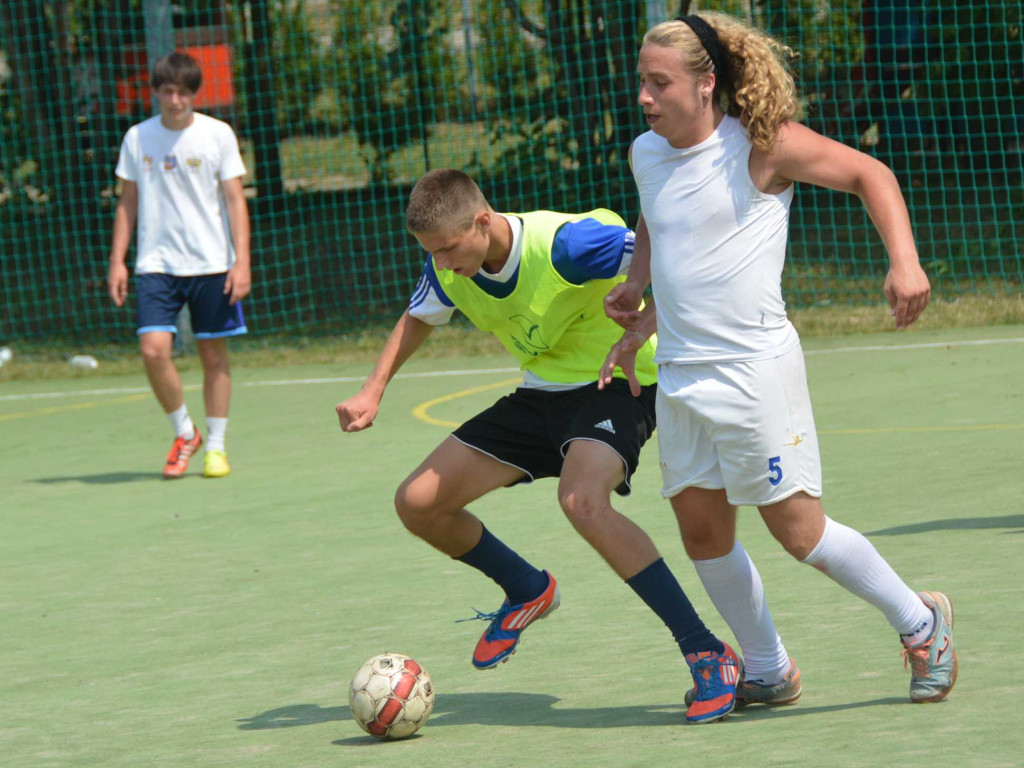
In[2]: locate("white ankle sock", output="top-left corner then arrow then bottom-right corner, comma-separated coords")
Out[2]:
899,610 -> 935,648
692,541 -> 791,683
168,404 -> 194,439
206,417 -> 228,452
801,516 -> 932,636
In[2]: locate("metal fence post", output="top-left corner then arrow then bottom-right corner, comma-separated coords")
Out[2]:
144,0 -> 193,353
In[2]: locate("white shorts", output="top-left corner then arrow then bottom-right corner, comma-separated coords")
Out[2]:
656,345 -> 823,506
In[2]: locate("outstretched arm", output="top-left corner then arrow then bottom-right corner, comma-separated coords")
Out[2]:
762,121 -> 930,328
336,309 -> 435,432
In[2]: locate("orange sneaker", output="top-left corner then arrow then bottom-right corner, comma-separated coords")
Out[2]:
463,571 -> 561,670
162,429 -> 202,478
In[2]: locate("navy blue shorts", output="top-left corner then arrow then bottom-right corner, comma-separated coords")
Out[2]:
136,272 -> 247,339
452,379 -> 657,496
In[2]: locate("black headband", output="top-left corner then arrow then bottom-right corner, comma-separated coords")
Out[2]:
675,14 -> 734,95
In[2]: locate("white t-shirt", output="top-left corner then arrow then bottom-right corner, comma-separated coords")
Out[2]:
115,112 -> 247,276
632,115 -> 800,363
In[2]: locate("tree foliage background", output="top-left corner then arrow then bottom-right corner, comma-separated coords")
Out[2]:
1,0 -> 1021,340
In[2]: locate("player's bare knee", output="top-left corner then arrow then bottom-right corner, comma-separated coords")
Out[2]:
140,343 -> 171,367
393,480 -> 444,536
557,487 -> 608,533
761,497 -> 825,560
761,516 -> 818,559
197,345 -> 229,374
774,530 -> 818,561
678,521 -> 734,560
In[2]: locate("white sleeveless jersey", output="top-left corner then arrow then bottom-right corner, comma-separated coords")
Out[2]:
633,115 -> 800,363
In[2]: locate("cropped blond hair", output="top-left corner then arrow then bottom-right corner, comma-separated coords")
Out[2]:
406,169 -> 489,236
644,12 -> 798,153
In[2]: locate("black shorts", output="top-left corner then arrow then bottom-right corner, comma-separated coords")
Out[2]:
452,378 -> 657,496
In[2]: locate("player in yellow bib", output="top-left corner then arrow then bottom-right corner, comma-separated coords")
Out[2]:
336,169 -> 781,723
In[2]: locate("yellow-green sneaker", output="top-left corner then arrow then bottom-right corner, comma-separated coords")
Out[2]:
203,450 -> 231,478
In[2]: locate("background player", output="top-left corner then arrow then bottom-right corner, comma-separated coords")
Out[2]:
107,51 -> 251,479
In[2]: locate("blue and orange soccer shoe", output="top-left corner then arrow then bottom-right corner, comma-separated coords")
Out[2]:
462,571 -> 561,670
163,429 -> 202,478
684,643 -> 743,724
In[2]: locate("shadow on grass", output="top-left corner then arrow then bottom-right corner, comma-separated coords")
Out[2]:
32,472 -> 168,484
867,513 -> 1024,536
240,693 -> 909,738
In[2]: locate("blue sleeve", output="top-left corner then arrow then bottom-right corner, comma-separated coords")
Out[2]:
550,218 -> 634,285
409,258 -> 454,309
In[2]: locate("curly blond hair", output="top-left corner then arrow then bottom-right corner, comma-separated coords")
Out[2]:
643,12 -> 798,153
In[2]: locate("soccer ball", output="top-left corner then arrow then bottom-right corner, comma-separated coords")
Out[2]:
348,653 -> 435,740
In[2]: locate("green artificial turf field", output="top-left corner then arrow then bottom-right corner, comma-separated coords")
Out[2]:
3,325 -> 1022,768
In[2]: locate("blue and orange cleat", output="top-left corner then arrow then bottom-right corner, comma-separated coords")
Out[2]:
163,429 -> 202,478
461,571 -> 561,670
684,643 -> 743,724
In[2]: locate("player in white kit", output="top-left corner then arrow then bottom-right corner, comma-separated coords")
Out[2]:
108,52 -> 250,479
600,12 -> 956,704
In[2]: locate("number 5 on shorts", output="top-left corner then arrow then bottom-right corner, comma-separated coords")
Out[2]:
768,456 -> 783,486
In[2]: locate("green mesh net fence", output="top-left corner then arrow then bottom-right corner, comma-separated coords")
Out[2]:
1,1 -> 1021,342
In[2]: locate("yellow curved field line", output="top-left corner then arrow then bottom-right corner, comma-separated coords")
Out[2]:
411,378 -> 521,428
409,376 -> 1024,433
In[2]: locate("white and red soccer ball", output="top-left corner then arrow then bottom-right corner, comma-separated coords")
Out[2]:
348,653 -> 435,740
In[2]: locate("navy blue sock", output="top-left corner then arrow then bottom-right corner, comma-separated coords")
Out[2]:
456,525 -> 548,605
626,558 -> 724,656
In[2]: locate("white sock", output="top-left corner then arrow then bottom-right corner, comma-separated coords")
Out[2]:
801,516 -> 932,637
206,417 -> 228,452
168,404 -> 194,439
900,611 -> 936,648
692,541 -> 791,683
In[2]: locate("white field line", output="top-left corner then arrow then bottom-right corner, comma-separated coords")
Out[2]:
0,367 -> 519,402
802,336 -> 1024,356
2,335 -> 1023,403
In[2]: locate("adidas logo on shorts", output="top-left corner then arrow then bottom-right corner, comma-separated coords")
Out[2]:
594,419 -> 616,434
